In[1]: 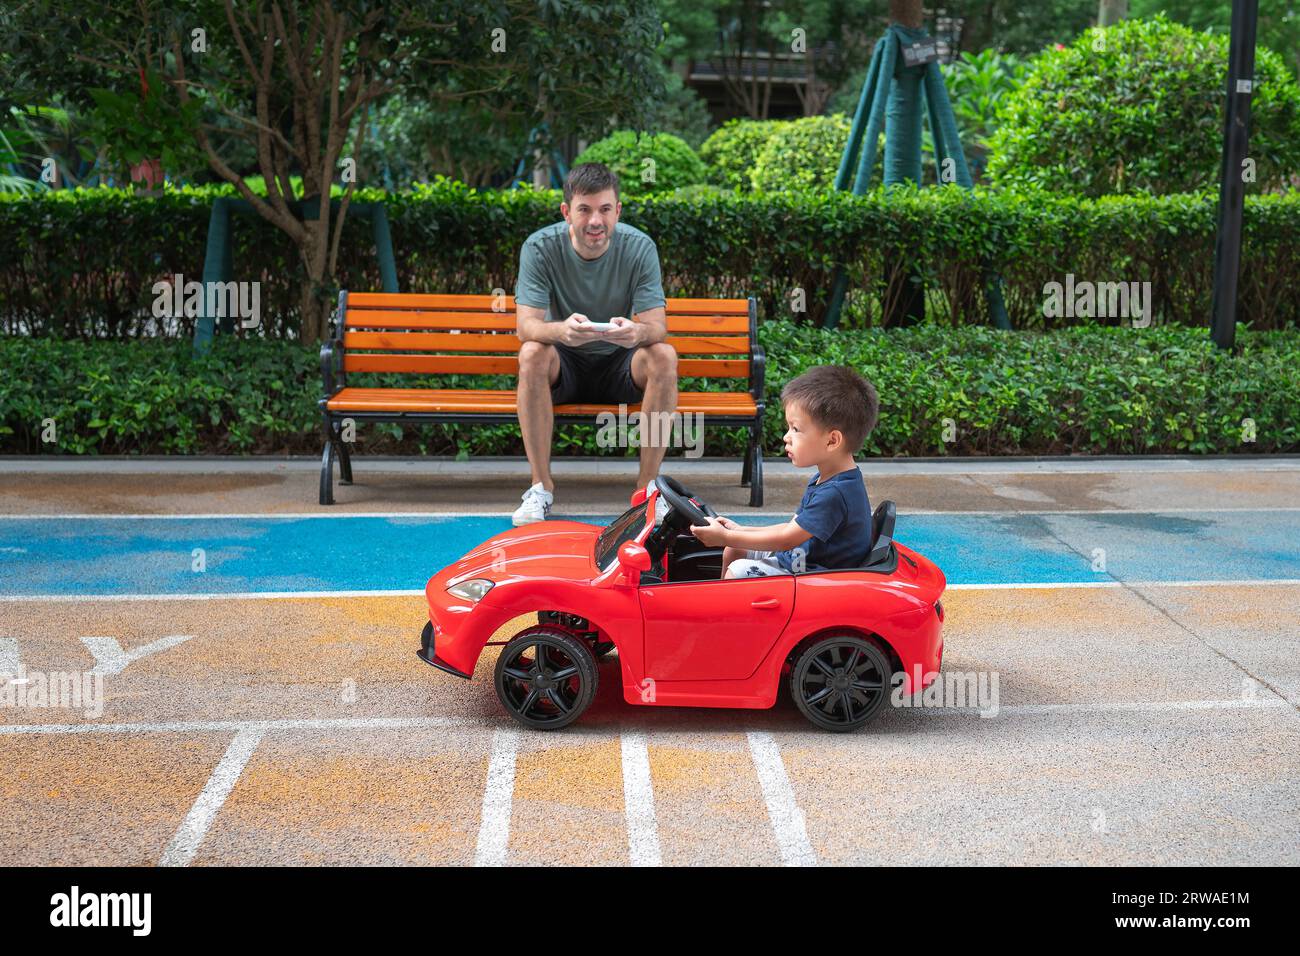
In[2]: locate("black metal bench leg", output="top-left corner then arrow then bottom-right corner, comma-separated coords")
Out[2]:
741,434 -> 753,487
748,433 -> 763,507
319,439 -> 335,506
336,431 -> 353,485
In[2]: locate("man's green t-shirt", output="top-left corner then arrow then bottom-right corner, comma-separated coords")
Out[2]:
514,221 -> 667,357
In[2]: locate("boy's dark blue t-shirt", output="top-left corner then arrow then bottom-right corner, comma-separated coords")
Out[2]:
776,467 -> 873,572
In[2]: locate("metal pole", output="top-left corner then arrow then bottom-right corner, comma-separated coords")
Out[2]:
1210,0 -> 1259,350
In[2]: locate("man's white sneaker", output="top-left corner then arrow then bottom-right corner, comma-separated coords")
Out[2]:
512,482 -> 553,526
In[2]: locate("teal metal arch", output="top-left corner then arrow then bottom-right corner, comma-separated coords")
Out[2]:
192,195 -> 398,353
824,23 -> 1010,330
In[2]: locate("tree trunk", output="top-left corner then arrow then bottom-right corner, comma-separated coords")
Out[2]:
1098,0 -> 1128,27
889,0 -> 924,30
298,217 -> 330,342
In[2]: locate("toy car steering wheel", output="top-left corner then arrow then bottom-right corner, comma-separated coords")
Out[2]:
654,474 -> 719,527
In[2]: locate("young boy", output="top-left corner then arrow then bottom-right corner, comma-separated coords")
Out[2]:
690,365 -> 879,578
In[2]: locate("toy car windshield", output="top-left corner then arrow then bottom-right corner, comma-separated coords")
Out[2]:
594,500 -> 648,571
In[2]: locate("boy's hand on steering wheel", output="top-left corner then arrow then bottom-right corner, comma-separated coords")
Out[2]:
690,516 -> 729,546
714,516 -> 739,530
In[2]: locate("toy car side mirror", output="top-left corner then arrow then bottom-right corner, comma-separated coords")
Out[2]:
617,542 -> 651,582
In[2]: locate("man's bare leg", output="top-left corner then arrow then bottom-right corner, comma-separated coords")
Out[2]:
517,341 -> 561,492
630,342 -> 679,490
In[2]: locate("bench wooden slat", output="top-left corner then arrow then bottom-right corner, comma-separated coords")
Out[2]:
345,292 -> 752,316
347,293 -> 514,310
326,387 -> 758,416
342,354 -> 750,377
342,331 -> 752,355
663,297 -> 750,314
343,309 -> 750,333
345,310 -> 519,330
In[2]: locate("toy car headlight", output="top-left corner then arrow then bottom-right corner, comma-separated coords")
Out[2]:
447,578 -> 495,602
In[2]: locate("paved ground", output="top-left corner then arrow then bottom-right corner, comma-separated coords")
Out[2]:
1,456 -> 1297,866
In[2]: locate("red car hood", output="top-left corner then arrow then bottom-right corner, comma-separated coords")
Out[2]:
436,520 -> 603,589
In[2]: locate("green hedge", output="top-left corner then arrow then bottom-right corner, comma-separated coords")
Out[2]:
1,180 -> 1299,336
3,324 -> 1296,457
750,115 -> 851,193
989,17 -> 1300,196
572,131 -> 708,194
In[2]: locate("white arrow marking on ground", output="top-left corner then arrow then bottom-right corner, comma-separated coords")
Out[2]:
81,635 -> 193,676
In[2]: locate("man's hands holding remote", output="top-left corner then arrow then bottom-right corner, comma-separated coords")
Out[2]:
560,313 -> 640,348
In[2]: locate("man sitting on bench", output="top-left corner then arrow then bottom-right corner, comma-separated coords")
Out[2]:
512,162 -> 678,526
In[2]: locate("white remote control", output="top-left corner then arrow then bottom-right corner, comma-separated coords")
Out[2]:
582,321 -> 615,331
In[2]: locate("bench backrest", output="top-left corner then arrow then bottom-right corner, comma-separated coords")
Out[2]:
334,292 -> 757,379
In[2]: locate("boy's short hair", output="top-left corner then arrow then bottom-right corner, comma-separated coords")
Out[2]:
780,365 -> 879,452
564,163 -> 620,204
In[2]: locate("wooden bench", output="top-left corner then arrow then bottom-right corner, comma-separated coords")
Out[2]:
318,292 -> 767,507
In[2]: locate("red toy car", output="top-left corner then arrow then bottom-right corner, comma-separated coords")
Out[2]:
418,475 -> 945,732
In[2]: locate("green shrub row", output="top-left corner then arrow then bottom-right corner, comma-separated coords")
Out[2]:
2,180 -> 1299,337
2,324 -> 1295,457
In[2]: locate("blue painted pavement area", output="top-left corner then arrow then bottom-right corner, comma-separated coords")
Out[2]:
1,510 -> 1297,597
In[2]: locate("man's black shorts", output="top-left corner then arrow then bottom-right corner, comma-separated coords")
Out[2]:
550,344 -> 645,406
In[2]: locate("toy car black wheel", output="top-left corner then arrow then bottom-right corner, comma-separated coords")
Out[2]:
791,636 -> 891,732
494,628 -> 598,730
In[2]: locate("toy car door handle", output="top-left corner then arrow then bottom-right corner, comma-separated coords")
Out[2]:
751,597 -> 781,609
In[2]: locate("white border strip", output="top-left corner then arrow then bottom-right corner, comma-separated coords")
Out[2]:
621,732 -> 661,867
0,700 -> 1289,738
4,579 -> 1300,603
475,727 -> 519,867
0,589 -> 428,602
159,727 -> 264,867
0,716 -> 478,734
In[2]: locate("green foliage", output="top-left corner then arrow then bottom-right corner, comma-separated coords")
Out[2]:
3,325 -> 1295,456
82,68 -> 206,177
942,49 -> 1029,176
758,322 -> 1299,455
572,130 -> 708,194
1130,0 -> 1300,87
750,114 -> 851,192
354,94 -> 524,190
988,16 -> 1300,195
698,118 -> 788,191
4,181 -> 1300,336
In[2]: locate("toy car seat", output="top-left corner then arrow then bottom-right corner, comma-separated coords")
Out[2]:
864,500 -> 896,567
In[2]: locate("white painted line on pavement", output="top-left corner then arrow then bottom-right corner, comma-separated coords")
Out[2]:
159,726 -> 264,867
945,579 -> 1300,590
976,699 -> 1293,717
0,589 -> 427,603
475,727 -> 519,867
747,731 -> 817,867
0,716 -> 479,734
0,699 -> 1291,739
621,731 -> 661,866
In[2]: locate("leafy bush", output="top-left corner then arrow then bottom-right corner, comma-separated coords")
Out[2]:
942,49 -> 1029,178
750,114 -> 851,192
3,325 -> 1295,456
698,118 -> 788,190
572,130 -> 707,195
988,16 -> 1300,195
3,180 -> 1300,336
